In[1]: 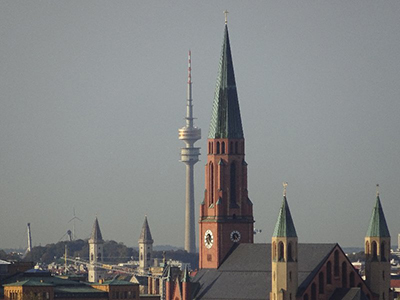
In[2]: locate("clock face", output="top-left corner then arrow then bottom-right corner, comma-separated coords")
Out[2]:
230,230 -> 241,243
204,230 -> 214,249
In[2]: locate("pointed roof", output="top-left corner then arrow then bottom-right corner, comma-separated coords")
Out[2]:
208,24 -> 244,139
272,196 -> 297,237
89,217 -> 103,243
366,195 -> 390,237
139,216 -> 153,243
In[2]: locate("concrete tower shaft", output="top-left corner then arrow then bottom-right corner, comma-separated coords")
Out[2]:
179,51 -> 201,253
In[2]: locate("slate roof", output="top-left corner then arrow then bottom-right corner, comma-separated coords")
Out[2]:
272,196 -> 297,237
366,195 -> 390,237
192,243 -> 336,300
208,24 -> 244,139
89,217 -> 103,243
139,216 -> 153,243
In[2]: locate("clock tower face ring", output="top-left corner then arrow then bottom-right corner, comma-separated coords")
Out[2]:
230,230 -> 241,243
204,230 -> 214,249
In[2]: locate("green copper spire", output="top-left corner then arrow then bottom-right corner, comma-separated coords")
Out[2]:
273,195 -> 297,238
366,193 -> 390,237
208,24 -> 244,139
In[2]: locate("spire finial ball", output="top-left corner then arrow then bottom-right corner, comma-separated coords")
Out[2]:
376,184 -> 380,196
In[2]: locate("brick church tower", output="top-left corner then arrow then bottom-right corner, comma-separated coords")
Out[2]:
199,17 -> 254,269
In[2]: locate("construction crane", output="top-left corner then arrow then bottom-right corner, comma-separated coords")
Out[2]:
68,207 -> 82,240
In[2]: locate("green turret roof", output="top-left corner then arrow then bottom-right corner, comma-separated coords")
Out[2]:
273,196 -> 297,237
208,24 -> 244,139
366,195 -> 390,237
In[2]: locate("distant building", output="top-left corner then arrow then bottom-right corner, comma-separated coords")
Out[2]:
2,269 -> 139,300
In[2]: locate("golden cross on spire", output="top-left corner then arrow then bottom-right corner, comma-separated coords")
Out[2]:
376,184 -> 380,196
283,182 -> 288,197
224,10 -> 229,24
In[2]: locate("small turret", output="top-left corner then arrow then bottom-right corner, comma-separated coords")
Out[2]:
271,183 -> 298,300
88,217 -> 104,283
365,185 -> 392,300
138,216 -> 154,273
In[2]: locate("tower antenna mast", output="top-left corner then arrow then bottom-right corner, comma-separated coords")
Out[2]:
178,51 -> 201,253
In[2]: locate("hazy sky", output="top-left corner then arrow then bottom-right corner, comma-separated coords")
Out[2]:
1,1 -> 399,250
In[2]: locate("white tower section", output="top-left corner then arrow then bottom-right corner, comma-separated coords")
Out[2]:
88,217 -> 104,283
138,216 -> 154,274
179,51 -> 201,253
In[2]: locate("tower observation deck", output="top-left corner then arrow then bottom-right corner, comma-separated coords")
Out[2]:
179,51 -> 201,253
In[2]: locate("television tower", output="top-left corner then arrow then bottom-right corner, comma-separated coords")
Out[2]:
179,51 -> 201,253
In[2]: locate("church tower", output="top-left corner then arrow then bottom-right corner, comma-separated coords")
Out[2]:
199,14 -> 254,269
271,183 -> 298,300
88,217 -> 104,283
365,186 -> 392,300
138,216 -> 154,274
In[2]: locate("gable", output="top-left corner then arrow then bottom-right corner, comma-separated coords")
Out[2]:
297,244 -> 374,300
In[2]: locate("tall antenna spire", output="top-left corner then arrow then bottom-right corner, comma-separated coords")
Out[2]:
179,51 -> 201,253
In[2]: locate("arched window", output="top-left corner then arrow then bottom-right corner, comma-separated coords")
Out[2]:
221,142 -> 225,154
365,241 -> 370,255
216,142 -> 220,154
334,250 -> 339,276
350,272 -> 355,287
147,253 -> 151,261
288,242 -> 293,261
381,242 -> 386,261
278,242 -> 285,261
319,272 -> 324,294
91,254 -> 94,261
327,261 -> 332,284
230,162 -> 236,205
342,262 -> 347,287
210,163 -> 214,205
303,294 -> 309,300
311,283 -> 316,300
372,241 -> 377,260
